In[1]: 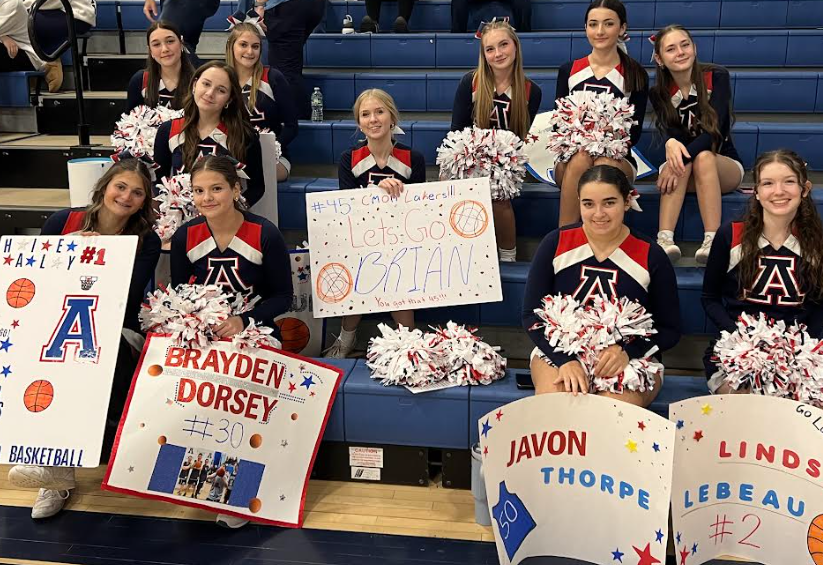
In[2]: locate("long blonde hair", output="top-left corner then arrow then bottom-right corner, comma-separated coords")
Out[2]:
225,23 -> 265,111
353,89 -> 401,141
473,20 -> 530,139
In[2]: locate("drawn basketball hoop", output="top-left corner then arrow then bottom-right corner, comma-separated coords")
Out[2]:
449,200 -> 490,239
80,276 -> 98,290
316,263 -> 353,304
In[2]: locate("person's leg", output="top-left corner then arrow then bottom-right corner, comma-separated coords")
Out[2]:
398,0 -> 415,22
0,49 -> 35,72
597,374 -> 662,407
30,11 -> 82,55
160,0 -> 220,55
390,309 -> 414,328
692,153 -> 744,264
656,162 -> 692,262
364,0 -> 382,21
508,0 -> 531,32
450,0 -> 470,33
555,151 -> 595,227
492,200 -> 517,261
323,315 -> 362,357
529,353 -> 564,395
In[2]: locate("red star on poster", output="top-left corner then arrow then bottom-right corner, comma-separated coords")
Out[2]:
2,255 -> 11,265
11,320 -> 19,328
679,546 -> 690,565
288,382 -> 296,393
495,410 -> 503,421
637,421 -> 646,431
310,391 -> 316,397
633,542 -> 661,565
483,446 -> 488,456
41,241 -> 52,251
693,430 -> 703,442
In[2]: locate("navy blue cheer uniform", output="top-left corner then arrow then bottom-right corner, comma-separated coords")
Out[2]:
126,70 -> 178,112
242,66 -> 299,170
170,211 -> 293,340
701,221 -> 823,379
556,56 -> 649,171
450,72 -> 542,134
154,117 -> 266,207
522,224 -> 681,368
338,141 -> 426,189
650,67 -> 741,168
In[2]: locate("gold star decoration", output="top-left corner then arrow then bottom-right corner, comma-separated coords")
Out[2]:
625,439 -> 638,453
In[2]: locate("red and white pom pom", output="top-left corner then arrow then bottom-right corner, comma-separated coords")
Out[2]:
436,126 -> 529,201
628,188 -> 642,212
111,105 -> 184,158
366,324 -> 445,388
530,294 -> 588,355
140,283 -> 232,349
544,91 -> 635,164
791,330 -> 823,407
232,319 -> 282,352
429,322 -> 506,386
153,173 -> 198,242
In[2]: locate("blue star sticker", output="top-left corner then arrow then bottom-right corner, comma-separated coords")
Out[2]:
25,256 -> 35,266
652,442 -> 660,452
611,548 -> 624,562
676,532 -> 681,544
66,241 -> 77,251
676,419 -> 684,429
481,418 -> 492,438
0,338 -> 11,352
1,365 -> 10,377
301,375 -> 315,389
655,529 -> 664,543
298,272 -> 308,281
692,543 -> 698,554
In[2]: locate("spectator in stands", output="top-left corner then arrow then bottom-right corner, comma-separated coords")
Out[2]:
225,20 -> 298,181
522,165 -> 680,407
143,0 -> 219,60
359,0 -> 415,33
450,19 -> 541,262
555,0 -> 648,227
324,88 -> 425,359
701,149 -> 823,394
7,157 -> 160,519
649,25 -> 743,265
154,61 -> 266,207
0,0 -> 61,91
171,155 -> 292,528
247,0 -> 326,119
126,21 -> 194,112
451,0 -> 530,33
24,0 -> 95,56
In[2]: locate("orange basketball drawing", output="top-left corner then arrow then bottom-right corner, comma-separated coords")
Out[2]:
6,278 -> 36,308
250,433 -> 263,448
808,514 -> 823,564
249,498 -> 262,513
276,317 -> 311,353
449,200 -> 489,238
316,263 -> 353,304
23,380 -> 54,413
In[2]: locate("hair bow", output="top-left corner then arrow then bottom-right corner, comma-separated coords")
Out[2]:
474,16 -> 513,39
227,10 -> 265,36
628,188 -> 642,212
112,148 -> 160,181
617,31 -> 630,54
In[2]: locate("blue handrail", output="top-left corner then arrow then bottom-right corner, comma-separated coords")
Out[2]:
27,0 -> 90,146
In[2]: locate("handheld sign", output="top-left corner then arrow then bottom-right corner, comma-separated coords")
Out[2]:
274,249 -> 325,357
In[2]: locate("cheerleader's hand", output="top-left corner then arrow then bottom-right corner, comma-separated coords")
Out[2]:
143,0 -> 158,21
2,36 -> 18,59
214,316 -> 245,338
555,360 -> 589,396
77,231 -> 102,237
665,139 -> 690,176
378,177 -> 405,199
593,344 -> 630,378
656,165 -> 678,194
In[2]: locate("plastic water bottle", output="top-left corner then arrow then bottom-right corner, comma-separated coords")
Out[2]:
311,87 -> 324,122
342,14 -> 355,34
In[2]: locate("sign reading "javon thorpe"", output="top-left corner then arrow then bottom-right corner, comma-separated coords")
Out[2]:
305,178 -> 502,318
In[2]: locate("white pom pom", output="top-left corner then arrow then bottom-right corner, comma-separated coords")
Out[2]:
366,324 -> 445,388
792,330 -> 823,408
430,322 -> 506,386
153,173 -> 198,242
436,126 -> 529,201
111,105 -> 184,158
531,294 -> 587,355
542,91 -> 635,164
232,319 -> 282,352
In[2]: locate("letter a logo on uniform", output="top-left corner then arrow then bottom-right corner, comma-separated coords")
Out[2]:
40,296 -> 101,362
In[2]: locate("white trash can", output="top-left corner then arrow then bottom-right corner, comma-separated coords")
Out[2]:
471,443 -> 491,526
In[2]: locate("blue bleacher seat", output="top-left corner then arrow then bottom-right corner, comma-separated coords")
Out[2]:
434,33 -> 481,68
786,31 -> 823,67
332,120 -> 360,164
355,73 -> 428,111
289,121 -> 335,165
654,0 -> 721,28
720,0 -> 788,28
94,1 -> 119,30
307,34 -> 371,67
426,72 -> 463,112
277,177 -> 313,231
714,30 -> 788,67
0,71 -> 42,107
648,376 -> 710,418
411,120 -> 449,165
733,72 -> 818,113
674,267 -> 709,334
468,372 -> 530,445
344,359 -> 470,449
757,123 -> 823,171
479,262 -> 529,327
305,72 -> 356,112
519,33 -> 573,68
786,0 -> 823,27
411,1 -> 452,31
326,1 -> 348,32
529,72 -> 559,112
817,75 -> 823,114
371,35 -> 437,68
320,358 -> 357,442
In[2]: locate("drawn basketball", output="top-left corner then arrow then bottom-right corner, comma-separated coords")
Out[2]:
23,380 -> 53,413
147,364 -> 163,376
808,514 -> 823,564
291,413 -> 298,421
249,498 -> 262,513
250,433 -> 263,448
158,435 -> 167,445
449,200 -> 489,238
6,278 -> 36,308
316,263 -> 352,304
276,317 -> 310,353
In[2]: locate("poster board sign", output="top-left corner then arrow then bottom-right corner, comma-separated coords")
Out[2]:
274,249 -> 325,357
671,395 -> 823,565
250,131 -> 279,225
0,235 -> 137,467
480,394 -> 674,565
103,335 -> 343,527
306,178 -> 502,318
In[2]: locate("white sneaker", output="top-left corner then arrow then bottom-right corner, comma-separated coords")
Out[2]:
216,513 -> 249,528
31,489 -> 70,519
694,234 -> 715,265
656,234 -> 682,263
9,466 -> 76,490
322,333 -> 356,359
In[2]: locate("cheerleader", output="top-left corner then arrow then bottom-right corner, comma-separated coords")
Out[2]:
325,89 -> 425,359
154,61 -> 266,208
650,26 -> 743,264
701,150 -> 823,394
555,0 -> 648,227
225,20 -> 299,181
450,19 -> 541,262
521,165 -> 680,406
7,158 -> 161,519
126,21 -> 195,112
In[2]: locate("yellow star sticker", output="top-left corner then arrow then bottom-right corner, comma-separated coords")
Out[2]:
701,403 -> 713,415
625,439 -> 638,453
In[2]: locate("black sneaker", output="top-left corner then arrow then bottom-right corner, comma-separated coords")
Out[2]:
393,16 -> 409,33
359,15 -> 378,33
